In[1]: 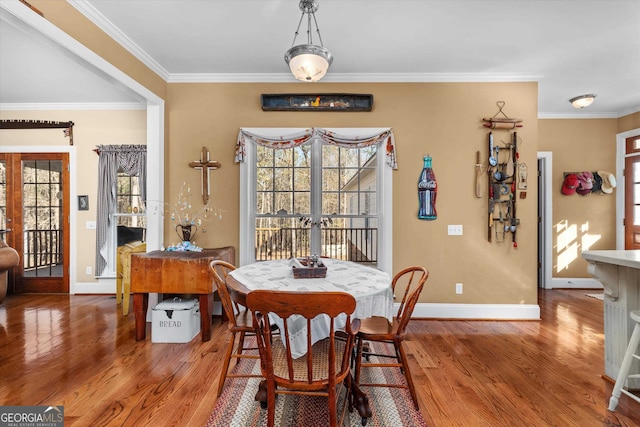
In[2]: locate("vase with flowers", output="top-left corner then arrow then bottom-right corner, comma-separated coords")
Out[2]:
167,182 -> 224,251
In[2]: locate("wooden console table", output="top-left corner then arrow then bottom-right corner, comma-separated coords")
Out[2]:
130,246 -> 235,341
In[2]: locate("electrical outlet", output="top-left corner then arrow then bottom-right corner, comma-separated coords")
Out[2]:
456,283 -> 463,294
448,225 -> 463,235
86,266 -> 92,275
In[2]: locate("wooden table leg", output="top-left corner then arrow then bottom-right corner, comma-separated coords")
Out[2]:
133,293 -> 148,341
199,294 -> 211,341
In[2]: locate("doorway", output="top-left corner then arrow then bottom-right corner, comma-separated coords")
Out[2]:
0,153 -> 70,293
537,152 -> 552,290
623,134 -> 640,249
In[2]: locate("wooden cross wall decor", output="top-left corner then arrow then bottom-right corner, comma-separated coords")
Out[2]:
189,146 -> 221,204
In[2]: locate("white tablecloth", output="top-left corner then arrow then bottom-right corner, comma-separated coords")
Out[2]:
229,258 -> 393,358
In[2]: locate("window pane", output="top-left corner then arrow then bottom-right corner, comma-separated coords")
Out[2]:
23,183 -> 36,207
294,167 -> 310,191
341,168 -> 358,186
322,169 -> 339,191
294,145 -> 311,166
116,173 -> 141,214
256,191 -> 273,214
274,168 -> 292,191
360,146 -> 377,167
118,175 -> 131,194
275,149 -> 292,167
363,191 -> 376,214
635,205 -> 640,225
634,184 -> 640,203
50,162 -> 61,183
257,168 -> 274,191
257,147 -> 274,167
0,161 -> 4,231
322,145 -> 339,167
293,192 -> 310,215
23,161 -> 35,183
340,149 -> 359,168
634,163 -> 640,182
35,161 -> 50,182
49,184 -> 61,206
322,192 -> 339,215
275,192 -> 292,214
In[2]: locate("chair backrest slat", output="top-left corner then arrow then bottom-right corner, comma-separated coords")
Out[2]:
247,290 -> 356,387
209,260 -> 239,327
392,266 -> 429,335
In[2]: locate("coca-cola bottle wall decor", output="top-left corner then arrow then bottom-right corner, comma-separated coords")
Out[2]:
418,155 -> 437,220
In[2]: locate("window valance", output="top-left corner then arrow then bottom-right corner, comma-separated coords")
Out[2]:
235,127 -> 397,169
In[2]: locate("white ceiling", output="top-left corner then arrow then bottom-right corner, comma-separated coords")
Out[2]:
1,0 -> 639,117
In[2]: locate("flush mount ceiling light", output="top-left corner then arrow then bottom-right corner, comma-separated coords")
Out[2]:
285,0 -> 333,82
570,94 -> 597,109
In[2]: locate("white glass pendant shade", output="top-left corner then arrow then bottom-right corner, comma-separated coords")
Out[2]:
285,44 -> 333,82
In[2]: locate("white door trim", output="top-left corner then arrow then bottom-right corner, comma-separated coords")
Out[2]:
616,128 -> 640,250
538,152 -> 552,289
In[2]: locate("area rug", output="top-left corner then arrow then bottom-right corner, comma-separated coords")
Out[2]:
586,293 -> 604,301
205,340 -> 427,427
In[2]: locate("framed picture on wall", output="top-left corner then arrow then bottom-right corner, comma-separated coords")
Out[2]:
261,93 -> 373,111
78,195 -> 89,211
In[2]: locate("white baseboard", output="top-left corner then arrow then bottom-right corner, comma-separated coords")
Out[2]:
72,280 -> 115,294
548,277 -> 603,289
411,302 -> 541,320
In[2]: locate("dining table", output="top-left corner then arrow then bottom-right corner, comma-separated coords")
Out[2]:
226,257 -> 394,421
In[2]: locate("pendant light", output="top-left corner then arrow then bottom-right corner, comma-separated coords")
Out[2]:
284,0 -> 333,82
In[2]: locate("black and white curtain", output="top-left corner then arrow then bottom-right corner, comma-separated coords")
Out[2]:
95,144 -> 146,276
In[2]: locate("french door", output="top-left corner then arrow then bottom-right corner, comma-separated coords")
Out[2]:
625,134 -> 640,249
0,153 -> 70,293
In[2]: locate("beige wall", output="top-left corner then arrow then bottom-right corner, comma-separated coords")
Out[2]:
618,111 -> 640,133
167,81 -> 540,305
13,3 -> 640,305
0,109 -> 147,282
539,119 -> 618,278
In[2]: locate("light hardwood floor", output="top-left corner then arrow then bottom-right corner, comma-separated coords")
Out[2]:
0,289 -> 638,426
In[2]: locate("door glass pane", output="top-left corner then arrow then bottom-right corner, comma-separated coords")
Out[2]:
634,162 -> 640,182
22,160 -> 63,277
0,160 -> 6,240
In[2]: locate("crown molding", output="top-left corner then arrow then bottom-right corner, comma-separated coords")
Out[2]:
167,72 -> 543,84
68,0 -> 170,81
538,112 -> 624,120
0,102 -> 146,111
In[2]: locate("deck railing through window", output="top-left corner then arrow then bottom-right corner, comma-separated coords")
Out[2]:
255,227 -> 377,264
23,229 -> 62,273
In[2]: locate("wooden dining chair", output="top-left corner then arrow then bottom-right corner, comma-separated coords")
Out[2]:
354,265 -> 429,409
209,260 -> 261,397
246,290 -> 360,427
